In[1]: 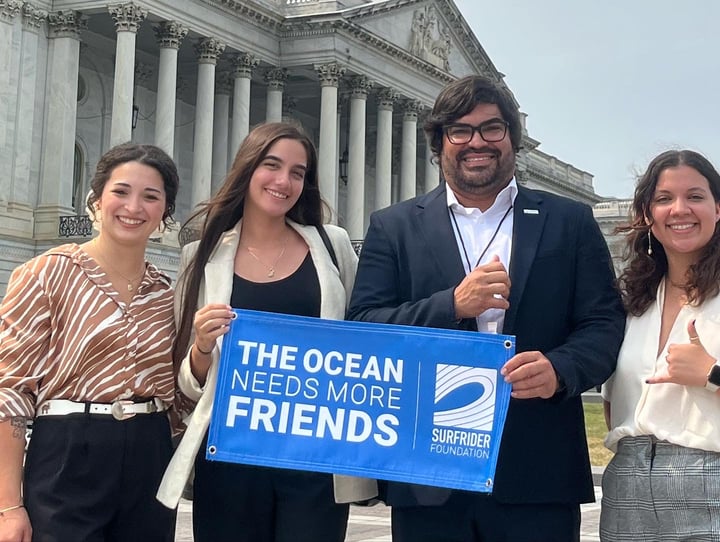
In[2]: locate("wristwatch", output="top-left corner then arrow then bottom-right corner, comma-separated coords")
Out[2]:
706,361 -> 720,392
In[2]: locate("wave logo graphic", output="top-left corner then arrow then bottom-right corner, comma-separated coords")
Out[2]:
433,364 -> 497,431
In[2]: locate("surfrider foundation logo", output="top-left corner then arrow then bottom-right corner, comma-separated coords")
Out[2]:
433,364 -> 497,431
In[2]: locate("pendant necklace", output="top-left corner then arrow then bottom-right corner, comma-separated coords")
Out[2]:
245,233 -> 289,278
91,239 -> 146,292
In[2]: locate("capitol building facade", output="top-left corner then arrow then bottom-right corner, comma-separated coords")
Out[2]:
0,0 -> 618,299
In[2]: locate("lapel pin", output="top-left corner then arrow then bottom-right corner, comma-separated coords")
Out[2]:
523,209 -> 539,215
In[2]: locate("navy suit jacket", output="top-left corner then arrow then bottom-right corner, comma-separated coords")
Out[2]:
347,183 -> 625,506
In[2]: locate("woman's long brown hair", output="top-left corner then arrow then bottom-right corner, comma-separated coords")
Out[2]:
172,122 -> 325,367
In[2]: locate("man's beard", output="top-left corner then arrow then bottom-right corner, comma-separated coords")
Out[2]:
442,149 -> 516,198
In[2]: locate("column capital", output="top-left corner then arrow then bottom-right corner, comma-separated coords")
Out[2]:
21,2 -> 46,30
195,37 -> 225,65
515,168 -> 528,186
417,105 -> 433,123
154,20 -> 187,49
401,98 -> 423,120
348,75 -> 373,99
0,0 -> 21,22
47,10 -> 86,39
264,67 -> 288,90
134,61 -> 153,85
108,2 -> 146,33
216,71 -> 233,95
376,87 -> 398,110
231,52 -> 259,78
314,62 -> 345,87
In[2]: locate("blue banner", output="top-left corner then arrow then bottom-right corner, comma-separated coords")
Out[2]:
207,309 -> 514,493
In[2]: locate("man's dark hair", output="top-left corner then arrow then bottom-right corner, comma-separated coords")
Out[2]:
423,75 -> 523,158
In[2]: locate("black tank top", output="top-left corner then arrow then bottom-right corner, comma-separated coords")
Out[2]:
230,252 -> 321,318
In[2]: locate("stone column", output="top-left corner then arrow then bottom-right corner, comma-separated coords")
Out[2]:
153,20 -> 187,156
345,75 -> 372,241
229,52 -> 258,165
314,62 -> 345,221
0,1 -> 44,239
400,99 -> 422,202
212,72 -> 231,193
35,10 -> 86,239
12,3 -> 45,197
374,87 -> 396,212
424,134 -> 440,193
108,2 -> 146,146
0,0 -> 22,204
264,67 -> 287,123
190,37 -> 225,208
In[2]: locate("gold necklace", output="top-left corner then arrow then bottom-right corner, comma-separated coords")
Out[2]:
244,233 -> 289,278
91,240 -> 146,292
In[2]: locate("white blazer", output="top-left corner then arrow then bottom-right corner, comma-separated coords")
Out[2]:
157,219 -> 378,508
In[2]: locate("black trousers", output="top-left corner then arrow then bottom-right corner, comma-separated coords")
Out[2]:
392,490 -> 581,542
193,438 -> 349,542
24,413 -> 175,542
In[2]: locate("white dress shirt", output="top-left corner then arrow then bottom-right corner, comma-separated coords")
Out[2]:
446,179 -> 517,333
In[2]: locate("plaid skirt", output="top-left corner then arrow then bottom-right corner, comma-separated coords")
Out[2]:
600,435 -> 720,541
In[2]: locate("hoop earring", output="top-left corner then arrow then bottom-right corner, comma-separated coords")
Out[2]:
647,230 -> 653,256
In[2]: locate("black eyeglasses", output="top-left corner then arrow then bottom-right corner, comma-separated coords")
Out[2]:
444,120 -> 509,145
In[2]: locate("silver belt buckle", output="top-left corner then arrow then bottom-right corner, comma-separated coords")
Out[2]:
111,400 -> 136,421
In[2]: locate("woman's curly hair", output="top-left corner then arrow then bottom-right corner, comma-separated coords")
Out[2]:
617,149 -> 720,316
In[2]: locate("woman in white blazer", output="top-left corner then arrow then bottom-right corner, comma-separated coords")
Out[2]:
157,123 -> 376,541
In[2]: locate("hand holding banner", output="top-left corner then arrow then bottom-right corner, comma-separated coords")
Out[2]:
207,309 -> 513,492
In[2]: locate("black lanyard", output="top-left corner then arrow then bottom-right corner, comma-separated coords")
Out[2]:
449,204 -> 513,274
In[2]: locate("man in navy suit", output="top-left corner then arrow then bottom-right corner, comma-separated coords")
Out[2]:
347,75 -> 625,542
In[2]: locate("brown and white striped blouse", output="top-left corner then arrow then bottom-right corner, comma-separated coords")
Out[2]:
0,243 -> 176,419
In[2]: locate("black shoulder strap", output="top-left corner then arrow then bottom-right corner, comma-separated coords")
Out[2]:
316,224 -> 339,271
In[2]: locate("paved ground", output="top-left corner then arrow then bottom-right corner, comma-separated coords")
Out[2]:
175,486 -> 602,542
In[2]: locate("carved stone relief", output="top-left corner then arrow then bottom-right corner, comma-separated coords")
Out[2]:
408,6 -> 452,71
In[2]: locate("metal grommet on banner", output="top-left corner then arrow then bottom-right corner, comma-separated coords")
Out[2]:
485,479 -> 493,488
229,312 -> 237,320
208,445 -> 217,455
503,340 -> 512,349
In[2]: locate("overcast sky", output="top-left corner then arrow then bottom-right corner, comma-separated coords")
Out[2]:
454,0 -> 720,199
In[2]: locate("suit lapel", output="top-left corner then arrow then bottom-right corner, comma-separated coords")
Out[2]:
504,188 -> 546,333
204,223 -> 241,305
416,184 -> 466,288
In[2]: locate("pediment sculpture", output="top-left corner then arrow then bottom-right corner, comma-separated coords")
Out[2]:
409,6 -> 452,71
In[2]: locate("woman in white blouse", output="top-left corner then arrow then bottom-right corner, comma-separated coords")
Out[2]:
601,149 -> 720,541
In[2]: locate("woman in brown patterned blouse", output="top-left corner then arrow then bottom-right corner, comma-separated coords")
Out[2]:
0,143 -> 179,542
